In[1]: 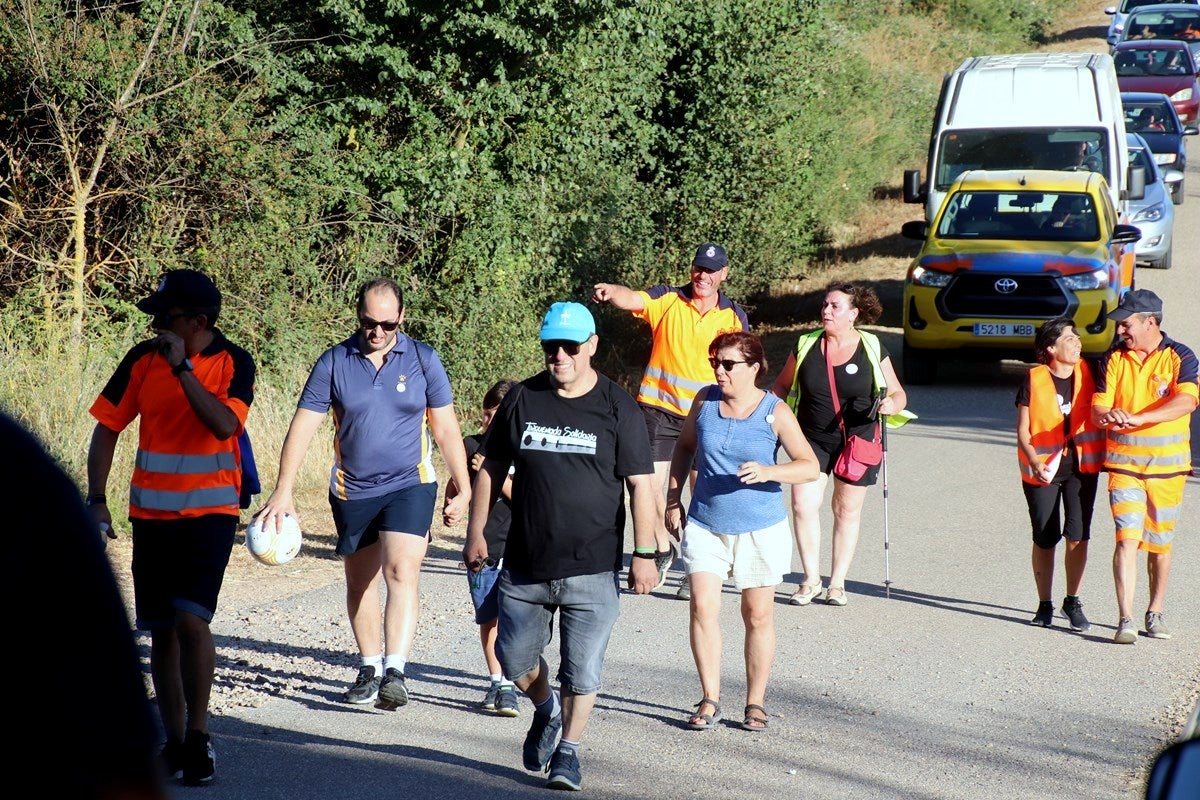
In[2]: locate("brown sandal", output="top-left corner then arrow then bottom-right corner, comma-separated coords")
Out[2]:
686,698 -> 722,730
740,704 -> 768,731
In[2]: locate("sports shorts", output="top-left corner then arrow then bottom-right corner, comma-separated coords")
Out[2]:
130,514 -> 237,630
330,482 -> 437,556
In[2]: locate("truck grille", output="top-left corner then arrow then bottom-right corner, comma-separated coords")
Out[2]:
939,273 -> 1070,320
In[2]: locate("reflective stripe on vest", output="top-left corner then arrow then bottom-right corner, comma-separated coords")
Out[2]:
136,450 -> 237,474
1105,429 -> 1190,476
638,365 -> 711,416
129,485 -> 240,512
1017,364 -> 1103,483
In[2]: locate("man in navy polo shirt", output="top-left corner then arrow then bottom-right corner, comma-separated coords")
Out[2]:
255,277 -> 472,709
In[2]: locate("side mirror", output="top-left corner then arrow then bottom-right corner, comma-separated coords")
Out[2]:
902,170 -> 925,204
1183,126 -> 1199,136
1162,169 -> 1184,187
1104,6 -> 1116,15
1145,738 -> 1199,800
900,220 -> 928,240
1126,166 -> 1146,201
1112,223 -> 1142,244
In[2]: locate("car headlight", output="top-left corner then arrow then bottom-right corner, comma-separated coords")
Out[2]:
1154,152 -> 1178,165
910,265 -> 952,287
1131,203 -> 1164,223
1169,87 -> 1194,102
1061,270 -> 1110,290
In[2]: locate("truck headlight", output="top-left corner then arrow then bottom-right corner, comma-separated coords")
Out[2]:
1061,270 -> 1109,290
911,265 -> 952,287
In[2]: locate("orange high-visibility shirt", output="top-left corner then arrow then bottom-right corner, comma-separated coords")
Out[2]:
90,331 -> 255,519
632,285 -> 749,417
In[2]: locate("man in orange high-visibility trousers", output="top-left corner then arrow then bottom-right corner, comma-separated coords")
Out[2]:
88,270 -> 256,784
1091,290 -> 1199,644
593,244 -> 749,598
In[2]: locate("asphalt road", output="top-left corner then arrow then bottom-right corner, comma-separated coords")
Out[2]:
167,147 -> 1199,800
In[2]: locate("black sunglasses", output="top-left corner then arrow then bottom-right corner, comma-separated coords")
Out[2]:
708,357 -> 749,371
360,317 -> 401,333
541,340 -> 583,356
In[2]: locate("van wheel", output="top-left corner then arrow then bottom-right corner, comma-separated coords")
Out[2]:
902,343 -> 937,385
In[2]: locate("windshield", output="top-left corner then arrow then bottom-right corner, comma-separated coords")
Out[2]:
1124,102 -> 1180,134
934,129 -> 1109,191
936,190 -> 1100,241
1124,9 -> 1200,41
1114,46 -> 1194,76
1128,147 -> 1159,183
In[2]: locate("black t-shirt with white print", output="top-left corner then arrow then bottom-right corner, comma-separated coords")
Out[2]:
479,371 -> 653,581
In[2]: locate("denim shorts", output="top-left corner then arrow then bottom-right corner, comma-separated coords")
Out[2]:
495,570 -> 620,695
468,560 -> 503,624
329,482 -> 437,556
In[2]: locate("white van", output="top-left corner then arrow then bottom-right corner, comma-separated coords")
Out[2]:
903,52 -> 1138,221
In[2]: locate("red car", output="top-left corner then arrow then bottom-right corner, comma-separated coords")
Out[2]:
1112,39 -> 1200,123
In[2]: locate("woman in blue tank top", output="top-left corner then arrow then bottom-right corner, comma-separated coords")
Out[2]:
665,332 -> 819,733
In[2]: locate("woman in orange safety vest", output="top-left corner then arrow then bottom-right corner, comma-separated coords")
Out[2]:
1015,317 -> 1104,633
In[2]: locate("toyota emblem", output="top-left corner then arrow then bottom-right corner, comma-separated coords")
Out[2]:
994,278 -> 1018,294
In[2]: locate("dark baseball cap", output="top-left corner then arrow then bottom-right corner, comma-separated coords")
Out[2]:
692,243 -> 728,272
1108,289 -> 1162,321
136,269 -> 222,314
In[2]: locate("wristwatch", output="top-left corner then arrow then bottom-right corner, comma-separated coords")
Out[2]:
172,358 -> 194,376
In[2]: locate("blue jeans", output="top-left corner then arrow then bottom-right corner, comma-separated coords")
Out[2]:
496,571 -> 620,695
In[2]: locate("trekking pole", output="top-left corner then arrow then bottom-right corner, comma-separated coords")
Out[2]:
879,396 -> 892,599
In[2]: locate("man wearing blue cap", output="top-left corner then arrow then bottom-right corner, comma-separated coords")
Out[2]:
464,301 -> 658,791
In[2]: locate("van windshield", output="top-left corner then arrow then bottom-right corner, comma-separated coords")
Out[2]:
934,130 -> 1109,191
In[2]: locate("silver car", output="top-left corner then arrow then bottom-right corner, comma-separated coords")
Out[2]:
1106,0 -> 1200,44
1126,132 -> 1179,268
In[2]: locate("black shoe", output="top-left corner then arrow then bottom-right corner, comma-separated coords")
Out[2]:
181,729 -> 215,785
343,665 -> 381,704
522,709 -> 563,772
160,738 -> 184,781
653,542 -> 677,591
375,668 -> 409,710
546,746 -> 582,791
1031,600 -> 1054,627
1062,596 -> 1091,632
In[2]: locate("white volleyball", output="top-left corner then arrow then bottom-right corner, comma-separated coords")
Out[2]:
246,513 -> 302,566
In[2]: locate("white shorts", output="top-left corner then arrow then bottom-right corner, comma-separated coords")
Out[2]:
681,517 -> 792,590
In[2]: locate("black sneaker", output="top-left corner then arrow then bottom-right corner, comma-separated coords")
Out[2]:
481,682 -> 501,711
181,729 -> 215,785
546,746 -> 582,791
522,709 -> 563,771
653,542 -> 677,591
496,684 -> 520,718
343,665 -> 381,704
375,668 -> 409,710
1031,600 -> 1054,627
1062,597 -> 1091,632
160,738 -> 184,781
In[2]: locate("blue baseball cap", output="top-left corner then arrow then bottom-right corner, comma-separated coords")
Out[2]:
540,302 -> 596,343
692,243 -> 728,271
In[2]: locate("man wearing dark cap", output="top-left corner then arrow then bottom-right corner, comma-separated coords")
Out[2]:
1091,289 -> 1198,644
87,268 -> 256,784
464,301 -> 658,791
593,244 -> 749,598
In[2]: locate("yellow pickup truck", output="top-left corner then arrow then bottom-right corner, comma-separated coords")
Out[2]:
899,169 -> 1141,384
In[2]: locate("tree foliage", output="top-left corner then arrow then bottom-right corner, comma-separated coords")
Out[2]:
1,0 -> 1065,408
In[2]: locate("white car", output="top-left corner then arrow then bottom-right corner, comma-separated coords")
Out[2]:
1107,0 -> 1200,45
1126,132 -> 1179,268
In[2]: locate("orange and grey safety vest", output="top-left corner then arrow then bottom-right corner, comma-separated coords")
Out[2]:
1093,335 -> 1199,479
89,332 -> 256,519
633,285 -> 749,417
1018,363 -> 1104,484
